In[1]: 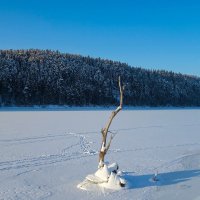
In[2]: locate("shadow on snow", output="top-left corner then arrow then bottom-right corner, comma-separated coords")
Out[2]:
123,169 -> 200,189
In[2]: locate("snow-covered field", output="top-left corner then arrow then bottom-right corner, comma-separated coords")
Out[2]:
1,109 -> 200,200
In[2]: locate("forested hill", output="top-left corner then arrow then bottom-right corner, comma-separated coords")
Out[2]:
0,49 -> 200,107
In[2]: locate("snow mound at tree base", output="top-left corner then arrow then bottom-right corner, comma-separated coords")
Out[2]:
77,162 -> 127,191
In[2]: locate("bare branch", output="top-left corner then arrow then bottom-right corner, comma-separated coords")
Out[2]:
102,77 -> 124,144
105,134 -> 114,154
119,76 -> 123,108
98,76 -> 124,164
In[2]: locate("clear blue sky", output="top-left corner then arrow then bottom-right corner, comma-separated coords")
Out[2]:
1,0 -> 200,76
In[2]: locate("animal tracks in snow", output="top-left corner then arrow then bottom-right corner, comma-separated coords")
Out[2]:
1,130 -> 199,172
0,132 -> 98,172
66,132 -> 98,155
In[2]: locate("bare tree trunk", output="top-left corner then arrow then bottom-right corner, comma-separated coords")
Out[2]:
98,77 -> 124,167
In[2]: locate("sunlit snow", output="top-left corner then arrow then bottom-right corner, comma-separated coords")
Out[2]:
0,109 -> 200,199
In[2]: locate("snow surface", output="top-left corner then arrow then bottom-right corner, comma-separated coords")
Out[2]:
1,109 -> 200,199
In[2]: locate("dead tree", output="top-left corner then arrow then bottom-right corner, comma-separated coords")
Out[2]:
98,77 -> 124,167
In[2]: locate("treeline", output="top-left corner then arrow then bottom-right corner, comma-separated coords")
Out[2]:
0,49 -> 200,106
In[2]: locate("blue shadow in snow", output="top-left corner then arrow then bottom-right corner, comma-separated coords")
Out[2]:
123,170 -> 200,189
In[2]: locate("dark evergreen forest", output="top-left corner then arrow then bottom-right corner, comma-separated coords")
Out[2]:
0,49 -> 200,107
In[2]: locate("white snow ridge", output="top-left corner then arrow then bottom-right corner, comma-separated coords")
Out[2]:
78,162 -> 126,191
1,109 -> 200,199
